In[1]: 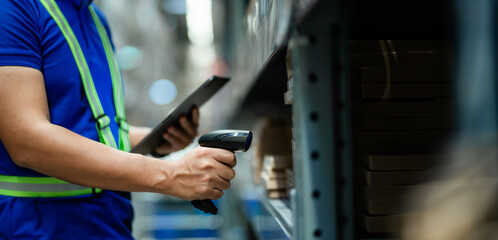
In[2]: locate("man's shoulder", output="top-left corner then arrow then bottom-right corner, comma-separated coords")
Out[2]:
0,0 -> 45,70
2,0 -> 42,20
4,0 -> 40,10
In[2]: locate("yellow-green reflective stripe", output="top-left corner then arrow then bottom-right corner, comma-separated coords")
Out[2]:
90,8 -> 125,113
0,188 -> 102,198
89,6 -> 131,152
89,8 -> 124,110
40,0 -> 102,117
0,175 -> 104,197
40,0 -> 117,149
2,182 -> 86,192
119,131 -> 131,152
0,175 -> 66,184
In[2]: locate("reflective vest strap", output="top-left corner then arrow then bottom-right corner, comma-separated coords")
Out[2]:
89,6 -> 131,152
6,0 -> 128,199
0,175 -> 102,198
0,188 -> 102,198
0,175 -> 66,184
39,0 -> 118,149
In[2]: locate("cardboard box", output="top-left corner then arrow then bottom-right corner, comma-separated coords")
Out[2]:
364,154 -> 444,171
261,172 -> 288,190
357,65 -> 451,83
363,185 -> 421,199
361,83 -> 452,99
358,118 -> 453,131
263,154 -> 293,170
349,40 -> 451,69
356,130 -> 451,144
349,40 -> 450,55
357,101 -> 452,118
361,185 -> 423,215
259,155 -> 292,191
364,198 -> 408,215
252,119 -> 292,183
357,142 -> 445,155
267,189 -> 289,199
361,213 -> 406,233
363,168 -> 441,186
262,165 -> 287,179
350,52 -> 449,69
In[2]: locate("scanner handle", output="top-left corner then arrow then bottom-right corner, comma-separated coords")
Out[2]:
191,130 -> 252,215
191,199 -> 218,215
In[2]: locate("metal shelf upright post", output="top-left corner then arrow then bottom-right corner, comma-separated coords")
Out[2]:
454,0 -> 498,144
289,1 -> 353,239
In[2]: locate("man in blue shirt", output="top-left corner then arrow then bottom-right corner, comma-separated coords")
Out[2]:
0,0 -> 236,239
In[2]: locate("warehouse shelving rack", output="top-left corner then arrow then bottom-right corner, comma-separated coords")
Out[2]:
213,0 -> 497,239
290,0 -> 352,239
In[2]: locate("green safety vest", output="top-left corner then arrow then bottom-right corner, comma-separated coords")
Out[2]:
0,0 -> 131,198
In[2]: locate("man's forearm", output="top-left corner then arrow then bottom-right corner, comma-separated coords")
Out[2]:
129,125 -> 151,148
9,121 -> 170,194
0,66 -> 234,201
0,66 -> 170,195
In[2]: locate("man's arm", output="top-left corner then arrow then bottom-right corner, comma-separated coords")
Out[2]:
129,108 -> 200,154
0,66 -> 236,200
129,126 -> 151,148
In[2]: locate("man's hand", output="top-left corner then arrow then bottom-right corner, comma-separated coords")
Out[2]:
162,146 -> 236,200
154,108 -> 200,155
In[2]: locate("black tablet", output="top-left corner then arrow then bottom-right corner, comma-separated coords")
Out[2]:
131,75 -> 230,155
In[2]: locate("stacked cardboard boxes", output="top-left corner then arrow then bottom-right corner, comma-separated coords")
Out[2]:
252,119 -> 293,185
350,39 -> 454,233
260,154 -> 293,198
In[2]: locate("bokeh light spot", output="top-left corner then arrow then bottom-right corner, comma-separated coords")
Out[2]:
117,46 -> 144,70
149,79 -> 177,105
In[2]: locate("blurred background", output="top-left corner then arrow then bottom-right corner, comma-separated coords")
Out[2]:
96,0 -> 229,130
94,0 -> 498,240
95,0 -> 293,239
95,1 -> 243,239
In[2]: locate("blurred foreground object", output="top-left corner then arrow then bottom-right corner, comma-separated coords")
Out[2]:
403,145 -> 498,240
403,0 -> 498,239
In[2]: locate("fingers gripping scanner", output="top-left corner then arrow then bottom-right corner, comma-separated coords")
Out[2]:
191,130 -> 253,215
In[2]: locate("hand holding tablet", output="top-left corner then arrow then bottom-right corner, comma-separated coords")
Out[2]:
131,76 -> 230,155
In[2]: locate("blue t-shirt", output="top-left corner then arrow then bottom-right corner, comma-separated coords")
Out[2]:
0,0 -> 133,238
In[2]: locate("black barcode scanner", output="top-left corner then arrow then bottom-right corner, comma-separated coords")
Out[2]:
191,130 -> 253,215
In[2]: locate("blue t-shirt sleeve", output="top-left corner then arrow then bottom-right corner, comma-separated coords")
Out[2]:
0,0 -> 42,70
